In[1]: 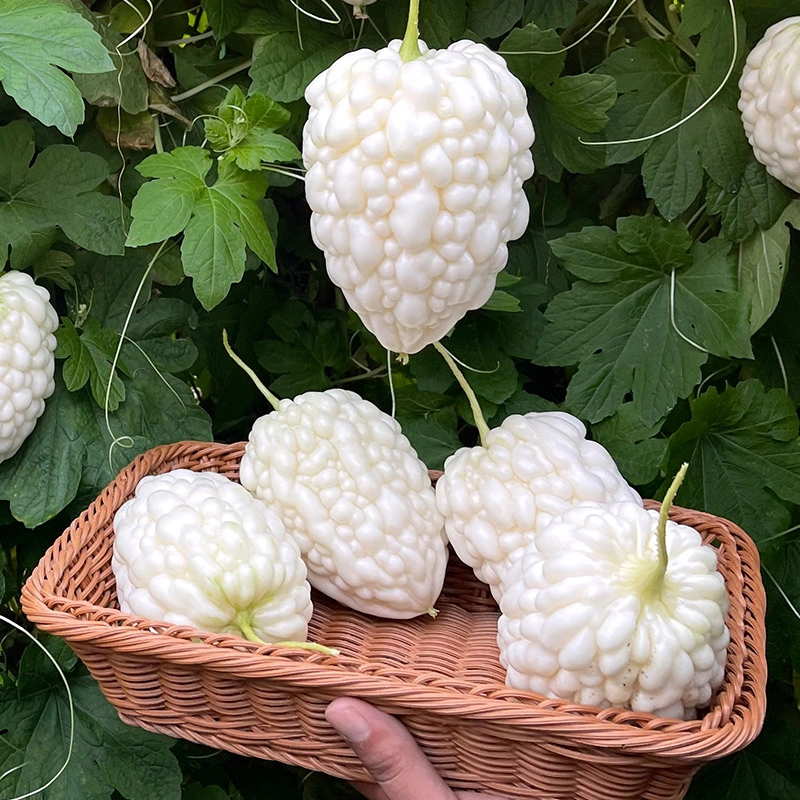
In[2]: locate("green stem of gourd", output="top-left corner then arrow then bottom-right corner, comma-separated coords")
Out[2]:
656,462 -> 688,575
236,614 -> 340,655
432,341 -> 490,448
399,0 -> 422,62
222,329 -> 281,412
637,463 -> 688,603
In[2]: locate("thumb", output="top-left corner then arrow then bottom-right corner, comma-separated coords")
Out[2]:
325,697 -> 456,800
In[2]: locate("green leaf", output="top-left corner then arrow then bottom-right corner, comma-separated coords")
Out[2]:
0,643 -> 182,800
708,155 -> 793,242
56,318 -> 127,411
63,0 -> 149,114
700,106 -> 751,191
467,0 -> 524,39
0,0 -> 114,135
541,74 -> 617,133
664,380 -> 800,542
0,121 -> 126,267
126,148 -> 274,309
537,217 -> 753,424
395,407 -> 461,471
0,254 -> 210,526
738,202 -> 800,334
205,87 -> 298,171
483,290 -> 521,312
530,73 -> 616,180
33,249 -> 76,290
203,0 -> 242,40
500,389 -> 558,418
591,403 -> 667,486
500,25 -> 565,90
523,0 -> 577,29
250,31 -> 350,103
420,0 -> 467,45
599,5 -> 744,219
254,301 -> 350,396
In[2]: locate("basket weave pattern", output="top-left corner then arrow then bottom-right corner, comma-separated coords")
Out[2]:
21,441 -> 767,800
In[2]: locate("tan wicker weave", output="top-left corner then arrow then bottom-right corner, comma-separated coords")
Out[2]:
21,441 -> 767,800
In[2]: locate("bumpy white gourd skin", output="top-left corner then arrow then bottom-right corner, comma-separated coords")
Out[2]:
0,271 -> 58,463
436,411 -> 642,602
498,502 -> 730,720
739,17 -> 800,193
112,469 -> 313,643
239,388 -> 448,619
303,39 -> 535,355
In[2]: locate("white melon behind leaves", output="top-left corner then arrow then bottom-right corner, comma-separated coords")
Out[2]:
436,411 -> 642,601
239,388 -> 448,619
303,39 -> 535,355
497,502 -> 730,720
0,270 -> 58,463
739,17 -> 800,193
112,469 -> 313,644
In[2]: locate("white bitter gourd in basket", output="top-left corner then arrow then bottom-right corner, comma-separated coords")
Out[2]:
497,468 -> 730,721
227,335 -> 448,619
433,347 -> 641,602
739,17 -> 800,193
302,0 -> 534,355
0,270 -> 58,463
112,469 -> 315,646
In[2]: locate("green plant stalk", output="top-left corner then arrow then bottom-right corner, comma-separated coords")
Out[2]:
432,341 -> 490,447
399,0 -> 422,62
639,463 -> 689,601
222,329 -> 281,412
236,613 -> 339,655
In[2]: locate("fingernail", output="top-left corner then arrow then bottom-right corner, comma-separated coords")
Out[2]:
328,704 -> 371,744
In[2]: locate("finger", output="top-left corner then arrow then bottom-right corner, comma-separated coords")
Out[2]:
325,697 -> 455,800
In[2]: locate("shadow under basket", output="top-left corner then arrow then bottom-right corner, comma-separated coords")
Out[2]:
21,441 -> 767,800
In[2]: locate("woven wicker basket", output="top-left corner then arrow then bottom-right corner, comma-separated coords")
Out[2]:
21,441 -> 767,800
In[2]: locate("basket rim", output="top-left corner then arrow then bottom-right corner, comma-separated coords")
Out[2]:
20,439 -> 768,763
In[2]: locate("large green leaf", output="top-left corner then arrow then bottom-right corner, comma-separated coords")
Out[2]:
62,0 -> 148,114
591,403 -> 668,486
708,155 -> 793,243
467,0 -> 524,38
664,380 -> 800,542
0,640 -> 182,800
501,25 -> 615,180
254,300 -> 350,396
738,202 -> 800,334
0,254 -> 211,527
598,0 -> 745,219
0,0 -> 113,135
249,30 -> 350,103
0,121 -> 126,267
536,216 -> 753,425
126,147 -> 275,309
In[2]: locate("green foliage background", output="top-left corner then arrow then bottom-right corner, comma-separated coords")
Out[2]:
1,0 -> 800,797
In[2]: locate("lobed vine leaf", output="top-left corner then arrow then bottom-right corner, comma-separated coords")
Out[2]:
664,380 -> 800,542
249,30 -> 350,103
0,641 -> 182,800
0,0 -> 113,136
0,121 -> 126,268
126,147 -> 276,309
0,255 -> 211,527
536,216 -> 752,425
599,1 -> 745,219
738,202 -> 800,334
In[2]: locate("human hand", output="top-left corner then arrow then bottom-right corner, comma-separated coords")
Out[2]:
325,697 -> 509,800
